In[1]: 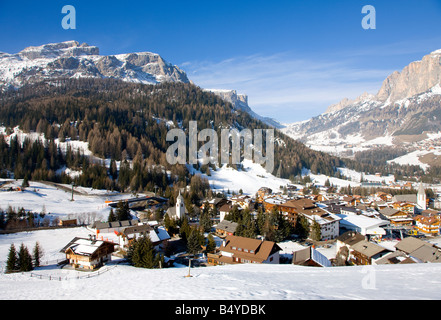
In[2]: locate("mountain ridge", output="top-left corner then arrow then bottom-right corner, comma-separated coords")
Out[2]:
282,48 -> 441,164
0,40 -> 282,128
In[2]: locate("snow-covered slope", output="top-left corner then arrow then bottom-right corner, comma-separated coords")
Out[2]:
189,159 -> 292,196
1,226 -> 441,300
0,179 -> 127,221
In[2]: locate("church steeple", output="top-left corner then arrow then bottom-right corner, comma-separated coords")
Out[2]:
176,190 -> 185,219
417,182 -> 427,211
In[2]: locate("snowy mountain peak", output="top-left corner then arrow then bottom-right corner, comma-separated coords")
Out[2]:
18,40 -> 99,60
0,40 -> 189,89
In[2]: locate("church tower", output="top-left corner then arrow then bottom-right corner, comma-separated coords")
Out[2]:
417,182 -> 427,211
176,191 -> 185,219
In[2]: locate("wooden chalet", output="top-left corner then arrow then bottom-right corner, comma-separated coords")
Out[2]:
256,187 -> 272,203
208,235 -> 281,265
349,240 -> 391,265
278,198 -> 340,240
292,246 -> 331,267
215,220 -> 239,237
60,237 -> 115,270
58,219 -> 77,227
391,202 -> 416,215
414,215 -> 440,235
379,207 -> 413,226
117,224 -> 170,249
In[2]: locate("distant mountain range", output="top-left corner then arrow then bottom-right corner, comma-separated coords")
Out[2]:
282,49 -> 441,168
0,40 -> 281,128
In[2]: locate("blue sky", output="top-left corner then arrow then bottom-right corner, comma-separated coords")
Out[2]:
1,0 -> 441,123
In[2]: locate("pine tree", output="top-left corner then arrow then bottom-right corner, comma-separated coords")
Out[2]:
199,204 -> 212,233
293,214 -> 309,240
115,201 -> 131,221
6,243 -> 18,273
21,175 -> 30,190
33,241 -> 43,268
179,217 -> 191,243
187,228 -> 201,255
18,243 -> 33,272
311,219 -> 321,241
129,234 -> 158,269
206,233 -> 216,254
108,208 -> 116,222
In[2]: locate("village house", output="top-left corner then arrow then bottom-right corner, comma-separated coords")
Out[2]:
394,237 -> 441,263
391,202 -> 416,215
413,215 -> 440,236
215,219 -> 239,237
279,198 -> 340,241
349,240 -> 391,265
92,219 -> 139,236
341,196 -> 360,207
262,196 -> 286,213
374,251 -> 417,265
201,197 -> 229,212
375,192 -> 393,202
256,187 -> 272,203
218,201 -> 236,222
230,195 -> 253,209
292,246 -> 331,267
207,235 -> 281,265
58,219 -> 77,227
392,194 -> 418,205
117,224 -> 170,250
60,236 -> 115,270
379,207 -> 413,226
336,231 -> 366,253
395,236 -> 429,255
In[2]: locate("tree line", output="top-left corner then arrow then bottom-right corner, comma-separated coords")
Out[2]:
5,242 -> 43,273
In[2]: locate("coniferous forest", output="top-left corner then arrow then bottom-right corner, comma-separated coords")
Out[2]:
0,77 -> 436,196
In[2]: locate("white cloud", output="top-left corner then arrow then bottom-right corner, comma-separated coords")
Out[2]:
181,52 -> 393,123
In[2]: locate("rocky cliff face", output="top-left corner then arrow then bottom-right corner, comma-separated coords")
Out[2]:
282,49 -> 441,150
204,89 -> 284,128
376,49 -> 441,103
0,40 -> 189,89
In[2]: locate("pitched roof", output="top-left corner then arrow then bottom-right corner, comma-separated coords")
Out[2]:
292,246 -> 331,267
393,194 -> 417,203
216,220 -> 239,233
394,237 -> 428,254
379,207 -> 401,217
336,231 -> 365,246
351,240 -> 389,258
220,235 -> 281,263
60,237 -> 114,256
414,215 -> 440,226
410,245 -> 441,263
375,251 -> 416,265
218,202 -> 234,213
